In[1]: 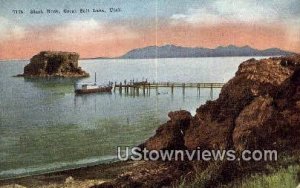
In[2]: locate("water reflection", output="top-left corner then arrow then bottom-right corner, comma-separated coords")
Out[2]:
23,77 -> 79,92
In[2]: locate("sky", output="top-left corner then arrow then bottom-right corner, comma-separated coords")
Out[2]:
0,0 -> 299,59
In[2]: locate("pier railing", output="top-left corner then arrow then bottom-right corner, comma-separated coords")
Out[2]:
115,82 -> 224,88
113,81 -> 225,99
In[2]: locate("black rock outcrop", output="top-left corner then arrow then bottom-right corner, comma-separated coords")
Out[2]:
19,51 -> 89,77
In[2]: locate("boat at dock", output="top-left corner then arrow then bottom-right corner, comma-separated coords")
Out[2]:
75,84 -> 112,94
74,73 -> 113,94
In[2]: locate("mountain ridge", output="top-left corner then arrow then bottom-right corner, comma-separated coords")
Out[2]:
118,44 -> 294,59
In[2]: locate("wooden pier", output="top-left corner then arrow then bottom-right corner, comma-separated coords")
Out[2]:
113,81 -> 225,99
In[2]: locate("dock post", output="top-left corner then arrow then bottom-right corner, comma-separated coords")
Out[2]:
124,80 -> 127,95
210,84 -> 213,100
114,82 -> 116,92
171,84 -> 174,95
182,83 -> 185,95
133,86 -> 135,96
130,85 -> 132,96
143,84 -> 146,96
148,83 -> 150,96
136,86 -> 139,96
119,82 -> 122,94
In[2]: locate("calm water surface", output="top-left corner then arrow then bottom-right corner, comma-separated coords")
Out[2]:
0,57 -> 265,179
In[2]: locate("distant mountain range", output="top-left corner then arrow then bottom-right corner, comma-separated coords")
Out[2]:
118,45 -> 293,59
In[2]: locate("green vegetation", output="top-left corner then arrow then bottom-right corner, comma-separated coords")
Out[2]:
178,151 -> 300,188
225,165 -> 299,188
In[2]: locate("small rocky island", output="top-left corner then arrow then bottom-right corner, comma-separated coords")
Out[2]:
18,51 -> 89,77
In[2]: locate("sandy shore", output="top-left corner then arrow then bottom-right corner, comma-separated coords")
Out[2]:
0,161 -> 135,188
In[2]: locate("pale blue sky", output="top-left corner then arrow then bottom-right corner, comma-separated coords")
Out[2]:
1,0 -> 299,26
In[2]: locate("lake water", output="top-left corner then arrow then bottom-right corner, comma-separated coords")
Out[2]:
0,57 -> 265,179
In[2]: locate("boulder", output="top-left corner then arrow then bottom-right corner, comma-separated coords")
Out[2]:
141,110 -> 192,150
233,96 -> 275,152
233,57 -> 300,152
20,51 -> 89,77
185,55 -> 297,151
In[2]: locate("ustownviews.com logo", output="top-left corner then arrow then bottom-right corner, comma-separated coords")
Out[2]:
117,147 -> 277,162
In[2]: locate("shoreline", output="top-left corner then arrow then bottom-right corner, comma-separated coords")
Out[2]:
0,157 -> 119,181
0,160 -> 133,187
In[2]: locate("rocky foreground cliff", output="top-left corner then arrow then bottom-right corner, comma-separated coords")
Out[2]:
142,55 -> 300,152
95,55 -> 300,187
19,51 -> 89,77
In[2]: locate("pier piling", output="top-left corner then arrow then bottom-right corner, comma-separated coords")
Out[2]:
114,81 -> 224,98
210,84 -> 213,100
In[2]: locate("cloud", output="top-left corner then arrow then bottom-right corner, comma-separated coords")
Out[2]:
0,17 -> 26,41
170,0 -> 295,25
52,19 -> 137,43
0,17 -> 141,59
171,7 -> 226,25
